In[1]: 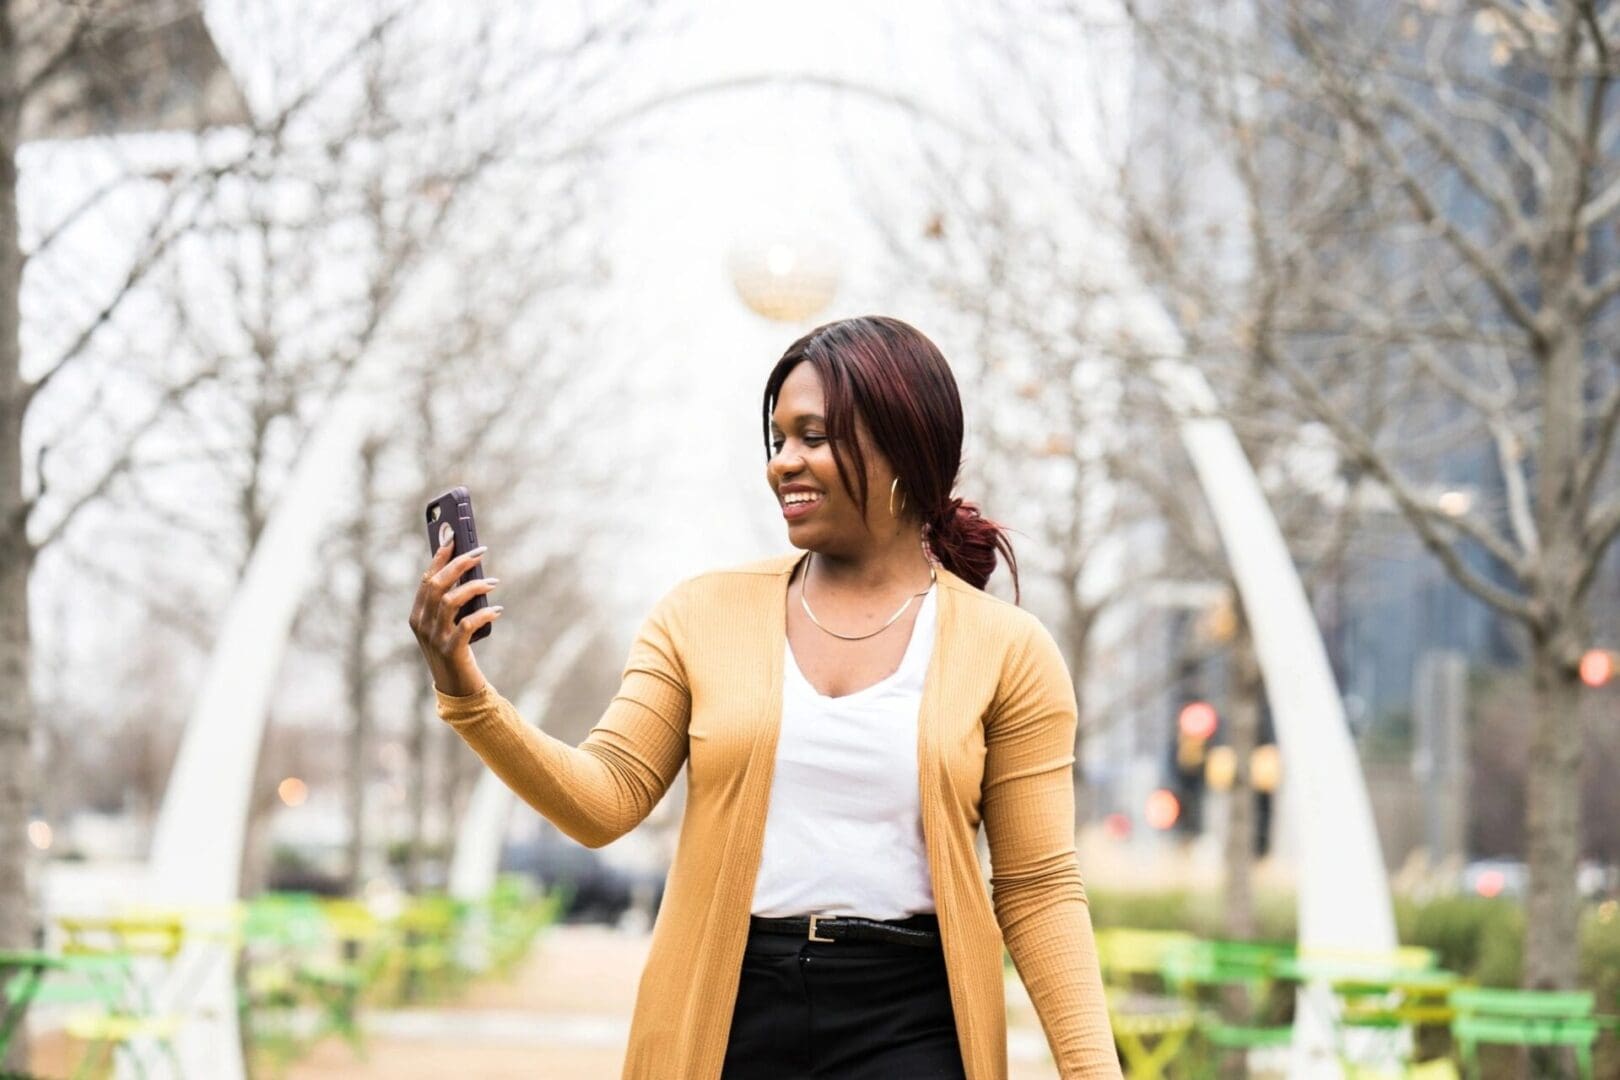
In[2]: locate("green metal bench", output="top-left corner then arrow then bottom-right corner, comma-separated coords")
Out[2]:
1449,987 -> 1604,1080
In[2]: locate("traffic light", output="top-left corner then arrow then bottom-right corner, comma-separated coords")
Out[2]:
1168,700 -> 1218,835
1580,649 -> 1616,688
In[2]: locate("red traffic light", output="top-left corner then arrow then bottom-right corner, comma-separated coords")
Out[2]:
1145,789 -> 1181,830
1178,701 -> 1219,741
1579,649 -> 1614,689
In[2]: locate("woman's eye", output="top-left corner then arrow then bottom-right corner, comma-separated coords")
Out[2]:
770,435 -> 826,452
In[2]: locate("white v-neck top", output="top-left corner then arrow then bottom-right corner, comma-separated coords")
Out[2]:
750,584 -> 939,919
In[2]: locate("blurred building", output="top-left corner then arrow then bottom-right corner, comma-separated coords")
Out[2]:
1089,10 -> 1620,881
15,0 -> 248,141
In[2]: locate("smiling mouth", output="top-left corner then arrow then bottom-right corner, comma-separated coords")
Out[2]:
782,493 -> 823,518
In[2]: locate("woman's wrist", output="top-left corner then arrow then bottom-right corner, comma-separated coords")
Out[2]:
431,657 -> 487,698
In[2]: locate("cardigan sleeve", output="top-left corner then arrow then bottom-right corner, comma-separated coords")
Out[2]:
434,581 -> 692,849
982,617 -> 1121,1078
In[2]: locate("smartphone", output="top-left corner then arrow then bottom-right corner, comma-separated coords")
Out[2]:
425,485 -> 491,643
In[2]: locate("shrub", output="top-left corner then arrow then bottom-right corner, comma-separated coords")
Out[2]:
1396,895 -> 1522,985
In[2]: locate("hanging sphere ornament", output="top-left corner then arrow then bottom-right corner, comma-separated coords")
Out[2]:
727,234 -> 840,323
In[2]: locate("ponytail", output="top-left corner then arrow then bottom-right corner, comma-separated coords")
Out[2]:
925,496 -> 1021,605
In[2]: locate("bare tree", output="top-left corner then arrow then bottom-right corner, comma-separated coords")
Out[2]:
847,11 -> 1401,939
1,5 -> 257,1048
1114,0 -> 1620,997
851,149 -> 1152,833
340,297 -> 633,895
2,7 -> 662,1065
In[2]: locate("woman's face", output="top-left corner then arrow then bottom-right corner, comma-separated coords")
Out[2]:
766,361 -> 896,550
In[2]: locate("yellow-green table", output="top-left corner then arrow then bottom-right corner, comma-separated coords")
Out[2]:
1106,987 -> 1199,1079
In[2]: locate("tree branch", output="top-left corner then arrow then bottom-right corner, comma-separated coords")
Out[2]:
1286,9 -> 1547,344
1576,500 -> 1620,602
1493,412 -> 1541,563
22,213 -> 188,412
28,369 -> 220,550
1581,171 -> 1620,231
1583,263 -> 1620,314
1375,89 -> 1533,250
1401,342 -> 1540,560
1259,341 -> 1536,623
1573,380 -> 1620,529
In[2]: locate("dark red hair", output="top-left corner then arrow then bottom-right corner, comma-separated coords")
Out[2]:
761,315 -> 1022,603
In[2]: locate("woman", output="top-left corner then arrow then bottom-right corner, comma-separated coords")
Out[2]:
410,315 -> 1121,1079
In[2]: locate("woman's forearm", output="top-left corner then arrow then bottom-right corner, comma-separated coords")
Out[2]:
436,679 -> 688,849
997,876 -> 1120,1078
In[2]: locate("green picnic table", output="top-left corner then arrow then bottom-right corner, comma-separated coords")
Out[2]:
1104,987 -> 1199,1079
1282,949 -> 1461,1079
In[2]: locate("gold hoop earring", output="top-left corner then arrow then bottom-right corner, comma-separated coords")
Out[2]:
889,477 -> 907,518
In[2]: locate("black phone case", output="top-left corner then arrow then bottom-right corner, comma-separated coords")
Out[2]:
425,485 -> 490,643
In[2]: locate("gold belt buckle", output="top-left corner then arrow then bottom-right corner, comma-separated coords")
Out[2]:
807,914 -> 834,943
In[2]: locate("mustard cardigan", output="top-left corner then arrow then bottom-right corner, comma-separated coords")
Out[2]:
435,549 -> 1121,1079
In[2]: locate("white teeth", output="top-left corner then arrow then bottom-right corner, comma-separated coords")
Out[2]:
784,493 -> 821,505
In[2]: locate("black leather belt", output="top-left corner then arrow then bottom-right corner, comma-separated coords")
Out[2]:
748,913 -> 941,948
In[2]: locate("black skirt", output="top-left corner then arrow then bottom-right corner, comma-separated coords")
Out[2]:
720,916 -> 967,1080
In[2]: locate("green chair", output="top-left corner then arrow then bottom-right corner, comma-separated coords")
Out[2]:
53,915 -> 202,1079
1163,939 -> 1299,1075
301,898 -> 390,1056
391,895 -> 471,1004
483,878 -> 566,978
239,894 -> 330,1074
1449,986 -> 1603,1080
1,951 -> 76,1070
240,893 -> 385,1065
4,952 -> 169,1080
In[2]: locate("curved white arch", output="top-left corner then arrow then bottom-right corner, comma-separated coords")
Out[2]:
140,373 -> 383,1079
1119,285 -> 1398,1075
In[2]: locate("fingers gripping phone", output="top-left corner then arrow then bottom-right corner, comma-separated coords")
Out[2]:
425,485 -> 491,643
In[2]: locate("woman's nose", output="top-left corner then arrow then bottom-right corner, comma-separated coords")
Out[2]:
769,447 -> 801,480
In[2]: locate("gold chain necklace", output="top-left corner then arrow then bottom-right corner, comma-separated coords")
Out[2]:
798,550 -> 937,641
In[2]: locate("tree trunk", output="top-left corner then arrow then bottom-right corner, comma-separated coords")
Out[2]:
405,676 -> 432,893
343,440 -> 380,895
1060,577 -> 1098,826
1523,634 -> 1583,991
1223,616 -> 1260,941
0,3 -> 36,1069
1520,10 -> 1591,1004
